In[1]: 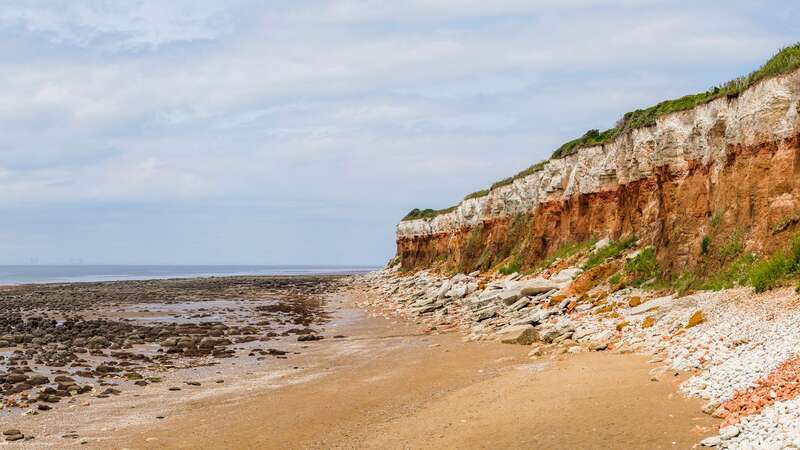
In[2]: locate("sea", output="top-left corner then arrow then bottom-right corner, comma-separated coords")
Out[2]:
0,265 -> 378,285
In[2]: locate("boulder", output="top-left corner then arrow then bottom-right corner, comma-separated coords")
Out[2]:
496,325 -> 538,345
551,268 -> 583,284
519,279 -> 559,297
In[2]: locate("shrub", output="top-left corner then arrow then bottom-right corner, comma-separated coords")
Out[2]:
464,189 -> 489,201
701,253 -> 757,291
583,236 -> 638,270
551,128 -> 618,159
624,247 -> 660,287
499,257 -> 522,275
402,206 -> 457,221
749,234 -> 800,292
608,272 -> 621,285
701,236 -> 711,255
541,239 -> 596,269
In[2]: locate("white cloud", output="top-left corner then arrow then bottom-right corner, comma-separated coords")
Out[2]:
0,0 -> 236,50
0,1 -> 795,263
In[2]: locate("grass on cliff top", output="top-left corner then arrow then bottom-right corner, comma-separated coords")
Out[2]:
402,206 -> 456,221
401,43 -> 800,222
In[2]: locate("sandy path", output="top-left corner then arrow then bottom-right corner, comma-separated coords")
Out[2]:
108,293 -> 718,450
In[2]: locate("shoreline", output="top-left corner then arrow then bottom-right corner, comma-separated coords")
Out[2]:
1,272 -> 723,448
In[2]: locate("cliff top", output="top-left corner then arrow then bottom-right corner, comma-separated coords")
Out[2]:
403,43 -> 800,222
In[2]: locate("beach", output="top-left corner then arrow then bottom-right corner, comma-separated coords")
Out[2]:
1,275 -> 716,448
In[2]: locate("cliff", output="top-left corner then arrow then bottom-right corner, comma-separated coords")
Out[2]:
396,53 -> 800,276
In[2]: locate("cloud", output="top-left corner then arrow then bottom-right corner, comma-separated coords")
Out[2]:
0,1 -> 795,263
0,0 -> 237,51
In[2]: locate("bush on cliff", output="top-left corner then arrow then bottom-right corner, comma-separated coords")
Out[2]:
749,234 -> 800,292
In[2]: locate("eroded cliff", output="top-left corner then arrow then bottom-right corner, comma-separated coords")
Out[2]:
397,65 -> 800,275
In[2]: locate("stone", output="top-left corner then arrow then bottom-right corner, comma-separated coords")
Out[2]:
520,282 -> 558,297
474,306 -> 498,322
719,426 -> 740,440
686,310 -> 705,328
628,296 -> 642,307
641,316 -> 656,328
496,325 -> 539,345
700,436 -> 721,447
551,268 -> 583,284
701,400 -> 720,415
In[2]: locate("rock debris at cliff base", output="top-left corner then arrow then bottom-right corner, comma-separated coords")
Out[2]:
357,243 -> 800,449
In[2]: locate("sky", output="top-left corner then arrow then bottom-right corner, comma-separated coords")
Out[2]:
0,1 -> 798,265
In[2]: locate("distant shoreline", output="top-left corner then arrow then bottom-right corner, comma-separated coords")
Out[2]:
0,264 -> 378,285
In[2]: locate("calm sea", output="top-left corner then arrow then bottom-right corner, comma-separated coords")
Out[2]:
0,265 -> 377,285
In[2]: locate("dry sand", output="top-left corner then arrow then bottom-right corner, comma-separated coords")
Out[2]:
107,291 -> 718,450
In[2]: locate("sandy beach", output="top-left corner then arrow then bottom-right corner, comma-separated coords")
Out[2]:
1,276 -> 717,449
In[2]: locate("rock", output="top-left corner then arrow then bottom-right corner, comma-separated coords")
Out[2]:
551,268 -> 583,284
686,310 -> 705,328
719,426 -> 740,440
528,345 -> 544,357
519,279 -> 558,297
641,316 -> 656,328
593,238 -> 611,251
5,434 -> 23,442
701,400 -> 720,415
496,325 -> 539,345
474,306 -> 498,322
3,430 -> 21,436
628,296 -> 642,307
507,296 -> 531,311
700,435 -> 721,447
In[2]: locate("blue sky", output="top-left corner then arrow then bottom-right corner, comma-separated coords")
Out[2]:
0,1 -> 797,265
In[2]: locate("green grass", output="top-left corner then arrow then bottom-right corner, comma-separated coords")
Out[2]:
750,234 -> 800,292
710,209 -> 725,228
490,161 -> 547,191
498,256 -> 522,275
551,128 -> 619,159
608,272 -> 621,285
624,247 -> 660,287
402,206 -> 457,221
773,211 -> 800,234
583,236 -> 638,270
540,239 -> 596,269
463,189 -> 490,201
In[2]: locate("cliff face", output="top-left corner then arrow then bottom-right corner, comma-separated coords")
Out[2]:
397,69 -> 800,274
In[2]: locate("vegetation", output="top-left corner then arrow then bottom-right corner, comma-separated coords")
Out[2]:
402,206 -> 456,221
463,189 -> 489,201
498,256 -> 522,275
701,236 -> 711,255
490,161 -> 547,191
749,234 -> 800,292
540,239 -> 596,269
623,247 -> 660,287
772,211 -> 800,234
583,236 -> 638,270
550,128 -> 618,159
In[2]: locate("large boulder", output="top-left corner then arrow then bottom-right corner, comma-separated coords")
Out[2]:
496,325 -> 539,345
518,279 -> 559,297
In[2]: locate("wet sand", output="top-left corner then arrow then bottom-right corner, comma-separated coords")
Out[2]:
108,290 -> 719,450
